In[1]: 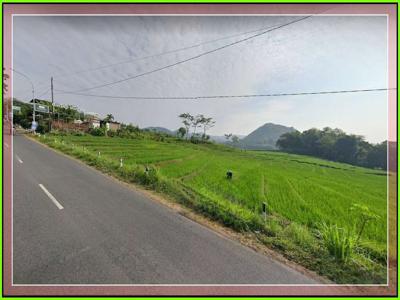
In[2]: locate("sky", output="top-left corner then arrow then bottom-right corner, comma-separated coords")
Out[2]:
12,15 -> 388,143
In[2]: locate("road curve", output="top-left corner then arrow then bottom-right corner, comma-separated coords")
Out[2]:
13,135 -> 317,284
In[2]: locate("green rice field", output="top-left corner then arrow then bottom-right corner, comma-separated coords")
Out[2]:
37,134 -> 388,283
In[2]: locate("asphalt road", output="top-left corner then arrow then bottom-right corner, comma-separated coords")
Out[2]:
13,135 -> 317,284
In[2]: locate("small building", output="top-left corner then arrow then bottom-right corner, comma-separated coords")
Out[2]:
85,113 -> 101,129
106,121 -> 121,131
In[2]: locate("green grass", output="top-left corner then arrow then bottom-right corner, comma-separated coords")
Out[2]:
35,133 -> 388,283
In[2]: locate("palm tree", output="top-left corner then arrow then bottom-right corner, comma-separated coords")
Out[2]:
104,114 -> 114,122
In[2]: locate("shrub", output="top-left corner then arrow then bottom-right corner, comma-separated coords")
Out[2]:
107,130 -> 117,137
319,223 -> 355,263
89,127 -> 105,136
350,203 -> 380,243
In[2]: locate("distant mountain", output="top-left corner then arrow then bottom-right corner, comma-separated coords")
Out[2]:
239,123 -> 296,150
143,127 -> 176,136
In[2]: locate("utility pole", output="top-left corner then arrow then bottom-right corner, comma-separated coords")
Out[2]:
12,68 -> 35,125
31,79 -> 35,124
50,76 -> 54,132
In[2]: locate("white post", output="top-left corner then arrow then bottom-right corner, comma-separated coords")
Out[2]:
120,158 -> 123,168
98,151 -> 101,157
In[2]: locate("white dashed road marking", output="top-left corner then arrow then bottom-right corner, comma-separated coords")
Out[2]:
38,184 -> 64,210
15,155 -> 23,164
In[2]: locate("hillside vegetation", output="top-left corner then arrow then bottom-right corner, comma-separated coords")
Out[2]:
277,127 -> 387,169
238,123 -> 296,149
34,132 -> 387,284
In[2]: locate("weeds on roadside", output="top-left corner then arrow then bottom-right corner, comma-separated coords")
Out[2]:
350,203 -> 380,243
319,222 -> 356,263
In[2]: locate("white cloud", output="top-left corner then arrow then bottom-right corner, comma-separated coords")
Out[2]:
12,15 -> 387,142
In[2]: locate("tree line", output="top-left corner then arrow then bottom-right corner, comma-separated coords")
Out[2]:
276,127 -> 387,169
178,113 -> 215,141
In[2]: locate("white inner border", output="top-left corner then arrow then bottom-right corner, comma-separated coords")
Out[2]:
10,13 -> 391,288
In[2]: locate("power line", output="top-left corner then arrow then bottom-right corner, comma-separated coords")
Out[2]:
54,87 -> 395,101
36,87 -> 51,98
50,18 -> 295,80
59,15 -> 313,94
11,17 -> 305,93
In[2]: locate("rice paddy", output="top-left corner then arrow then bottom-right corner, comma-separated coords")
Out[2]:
37,134 -> 388,283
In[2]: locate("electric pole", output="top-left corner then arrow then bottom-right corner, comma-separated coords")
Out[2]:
50,76 -> 54,132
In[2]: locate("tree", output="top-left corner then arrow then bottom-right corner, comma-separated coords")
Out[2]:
224,133 -> 232,142
333,135 -> 360,164
276,131 -> 302,152
177,127 -> 187,139
179,113 -> 193,139
301,128 -> 322,156
365,141 -> 387,169
191,114 -> 203,136
13,98 -> 32,129
104,114 -> 114,122
201,116 -> 215,139
231,135 -> 240,144
276,127 -> 386,169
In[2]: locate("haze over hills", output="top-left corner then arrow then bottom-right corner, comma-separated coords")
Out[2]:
238,123 -> 297,150
143,123 -> 296,150
143,127 -> 176,135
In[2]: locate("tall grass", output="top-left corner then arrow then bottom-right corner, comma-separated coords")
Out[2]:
319,223 -> 356,263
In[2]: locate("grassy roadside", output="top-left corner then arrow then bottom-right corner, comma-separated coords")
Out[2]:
31,133 -> 387,284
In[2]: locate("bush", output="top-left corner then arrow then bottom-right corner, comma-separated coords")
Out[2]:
89,127 -> 105,136
319,223 -> 355,263
106,130 -> 117,137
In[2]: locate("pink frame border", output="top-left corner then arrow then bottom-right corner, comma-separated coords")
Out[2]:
2,3 -> 397,296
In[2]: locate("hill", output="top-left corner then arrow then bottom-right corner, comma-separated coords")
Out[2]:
143,126 -> 175,136
239,123 -> 296,149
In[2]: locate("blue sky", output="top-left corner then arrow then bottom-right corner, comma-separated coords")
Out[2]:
12,16 -> 387,143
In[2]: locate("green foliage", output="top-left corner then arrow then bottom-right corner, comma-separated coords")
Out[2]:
177,127 -> 187,138
350,203 -> 380,243
53,103 -> 82,122
319,223 -> 356,263
13,99 -> 33,129
103,114 -> 114,122
277,127 -> 387,169
89,127 -> 106,136
178,113 -> 215,141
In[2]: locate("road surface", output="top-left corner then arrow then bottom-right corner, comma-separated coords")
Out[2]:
13,135 -> 317,284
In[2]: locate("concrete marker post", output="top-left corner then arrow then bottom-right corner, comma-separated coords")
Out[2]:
262,202 -> 267,222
